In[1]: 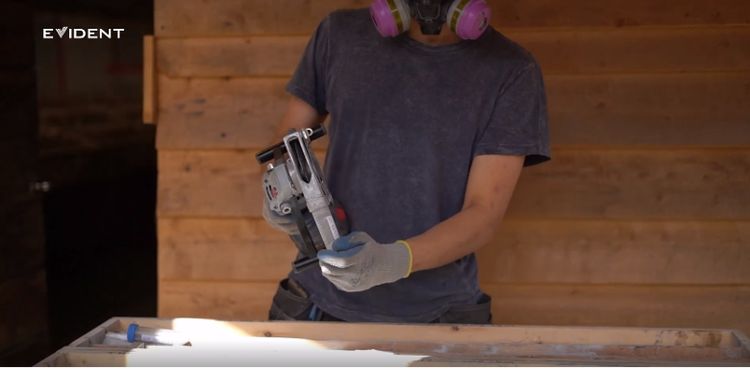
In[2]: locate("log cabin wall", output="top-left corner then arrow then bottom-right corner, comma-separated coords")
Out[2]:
151,0 -> 750,334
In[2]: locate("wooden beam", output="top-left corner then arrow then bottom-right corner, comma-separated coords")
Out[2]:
157,281 -> 750,336
154,0 -> 750,36
156,27 -> 750,78
42,348 -> 750,367
156,148 -> 750,219
157,217 -> 750,285
143,35 -> 157,124
154,73 -> 750,149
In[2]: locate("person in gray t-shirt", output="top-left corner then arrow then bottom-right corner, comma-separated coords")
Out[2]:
261,0 -> 551,324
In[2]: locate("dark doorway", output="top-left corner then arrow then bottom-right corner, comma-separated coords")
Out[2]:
35,0 -> 158,351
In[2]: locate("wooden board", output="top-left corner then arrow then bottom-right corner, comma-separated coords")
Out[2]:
157,27 -> 750,78
35,317 -> 750,366
157,148 -> 750,219
507,148 -> 750,220
0,271 -> 49,353
76,316 -> 747,347
143,36 -> 156,124
154,0 -> 750,36
155,73 -> 750,149
157,217 -> 750,285
157,281 -> 750,335
38,344 -> 750,367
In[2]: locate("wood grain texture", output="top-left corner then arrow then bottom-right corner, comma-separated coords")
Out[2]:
479,220 -> 750,284
157,281 -> 750,335
508,148 -> 750,220
154,0 -> 750,36
157,217 -> 297,281
0,270 -> 49,352
158,280 -> 276,320
547,73 -> 750,146
157,148 -> 750,219
143,35 -> 156,124
157,27 -> 750,78
155,73 -> 750,149
105,317 -> 743,347
157,149 -> 326,218
158,217 -> 750,285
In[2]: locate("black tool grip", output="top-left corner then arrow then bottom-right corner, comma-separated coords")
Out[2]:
292,257 -> 320,273
255,125 -> 327,164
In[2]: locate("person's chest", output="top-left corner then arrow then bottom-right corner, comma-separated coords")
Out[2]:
324,39 -> 501,152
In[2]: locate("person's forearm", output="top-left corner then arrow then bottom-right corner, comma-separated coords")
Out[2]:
268,96 -> 327,145
405,204 -> 503,273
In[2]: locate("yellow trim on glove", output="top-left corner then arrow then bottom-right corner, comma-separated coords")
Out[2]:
397,240 -> 413,278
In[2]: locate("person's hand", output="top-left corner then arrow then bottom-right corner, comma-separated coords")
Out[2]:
317,232 -> 413,292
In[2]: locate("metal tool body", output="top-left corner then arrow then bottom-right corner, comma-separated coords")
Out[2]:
256,125 -> 346,272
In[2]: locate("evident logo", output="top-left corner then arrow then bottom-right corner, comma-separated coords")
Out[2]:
43,27 -> 125,39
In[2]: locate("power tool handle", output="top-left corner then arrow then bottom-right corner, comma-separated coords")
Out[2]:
255,125 -> 327,164
292,257 -> 320,273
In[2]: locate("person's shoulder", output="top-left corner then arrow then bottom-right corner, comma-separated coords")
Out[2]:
478,28 -> 540,73
321,8 -> 373,34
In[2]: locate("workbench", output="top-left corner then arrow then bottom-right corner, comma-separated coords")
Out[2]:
35,317 -> 750,366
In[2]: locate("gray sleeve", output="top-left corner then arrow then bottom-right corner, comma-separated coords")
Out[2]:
474,61 -> 551,167
285,15 -> 332,116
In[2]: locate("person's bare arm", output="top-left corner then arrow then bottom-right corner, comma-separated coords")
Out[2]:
267,95 -> 328,146
405,154 -> 525,272
315,154 -> 526,292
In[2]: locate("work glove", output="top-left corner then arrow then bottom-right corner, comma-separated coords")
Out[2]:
317,232 -> 413,292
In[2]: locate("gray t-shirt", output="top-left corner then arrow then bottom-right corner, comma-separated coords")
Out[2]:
285,8 -> 551,323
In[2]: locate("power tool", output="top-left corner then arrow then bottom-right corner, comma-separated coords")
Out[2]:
256,125 -> 348,273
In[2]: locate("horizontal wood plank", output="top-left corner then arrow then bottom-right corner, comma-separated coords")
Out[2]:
157,27 -> 750,78
157,217 -> 296,281
158,280 -> 276,320
479,220 -> 750,284
53,349 -> 750,367
157,218 -> 750,285
0,271 -> 49,353
111,317 -> 741,348
155,73 -> 750,149
157,149 -> 326,218
508,148 -> 750,220
157,148 -> 750,219
154,0 -> 750,36
157,281 -> 750,336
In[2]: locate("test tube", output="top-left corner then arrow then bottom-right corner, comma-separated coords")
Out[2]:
126,324 -> 191,346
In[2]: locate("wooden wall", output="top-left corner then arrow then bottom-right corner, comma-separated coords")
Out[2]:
151,0 -> 750,334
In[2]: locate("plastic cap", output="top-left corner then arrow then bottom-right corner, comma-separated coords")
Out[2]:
127,324 -> 138,343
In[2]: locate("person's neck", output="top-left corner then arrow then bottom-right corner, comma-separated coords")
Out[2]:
406,19 -> 461,46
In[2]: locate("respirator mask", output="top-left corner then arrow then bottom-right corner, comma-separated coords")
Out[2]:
370,0 -> 491,40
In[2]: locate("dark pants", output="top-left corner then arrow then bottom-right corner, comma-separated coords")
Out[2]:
268,278 -> 493,325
